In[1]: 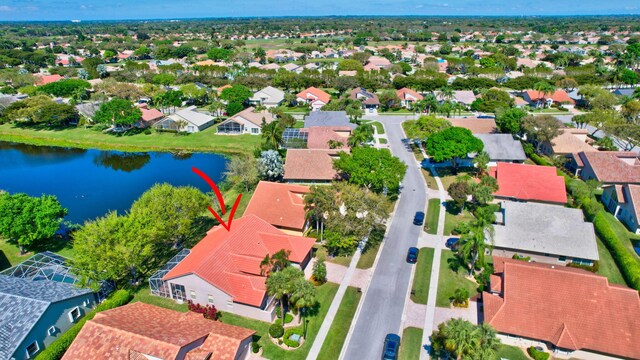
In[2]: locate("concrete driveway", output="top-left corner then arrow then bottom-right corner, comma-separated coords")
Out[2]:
341,115 -> 427,360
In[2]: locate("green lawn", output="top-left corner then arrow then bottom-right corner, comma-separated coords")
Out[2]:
0,123 -> 261,156
0,236 -> 75,270
411,247 -> 435,304
370,121 -> 385,134
357,241 -> 380,269
443,203 -> 475,236
433,167 -> 476,191
130,285 -> 188,312
327,255 -> 353,267
436,250 -> 479,307
379,138 -> 388,144
317,286 -> 362,360
596,236 -> 627,286
425,199 -> 441,235
293,120 -> 305,128
399,327 -> 424,360
220,282 -> 339,360
421,168 -> 438,190
494,345 -> 528,360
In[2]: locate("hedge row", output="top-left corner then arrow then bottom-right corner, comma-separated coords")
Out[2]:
35,290 -> 132,360
527,346 -> 550,360
593,212 -> 640,291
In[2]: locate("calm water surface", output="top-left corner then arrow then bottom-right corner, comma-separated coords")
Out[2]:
0,141 -> 228,223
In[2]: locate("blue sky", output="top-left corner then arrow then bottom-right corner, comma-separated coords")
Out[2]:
0,0 -> 639,21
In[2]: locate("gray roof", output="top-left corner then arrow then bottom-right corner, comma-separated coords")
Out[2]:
612,88 -> 635,97
170,106 -> 215,127
250,86 -> 285,104
0,275 -> 93,359
475,134 -> 527,162
491,201 -> 599,261
304,111 -> 356,129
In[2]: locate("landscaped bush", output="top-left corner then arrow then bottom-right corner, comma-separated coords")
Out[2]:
283,327 -> 304,348
527,346 -> 550,360
594,212 -> 640,291
187,300 -> 218,320
35,290 -> 132,360
512,253 -> 531,262
529,153 -> 553,167
284,313 -> 294,324
251,340 -> 261,353
269,323 -> 284,338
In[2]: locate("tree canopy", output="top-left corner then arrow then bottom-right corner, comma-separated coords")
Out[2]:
425,127 -> 484,170
93,98 -> 143,126
334,147 -> 407,195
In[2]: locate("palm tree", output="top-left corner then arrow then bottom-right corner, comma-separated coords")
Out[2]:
347,124 -> 374,148
442,318 -> 480,359
533,81 -> 555,108
260,249 -> 291,275
208,100 -> 225,117
261,120 -> 283,150
458,215 -> 494,276
265,266 -> 303,327
437,87 -> 455,102
304,185 -> 334,241
290,278 -> 316,333
472,151 -> 490,176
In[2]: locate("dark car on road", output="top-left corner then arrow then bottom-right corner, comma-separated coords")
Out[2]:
406,247 -> 419,263
383,333 -> 401,360
446,237 -> 459,249
413,211 -> 425,225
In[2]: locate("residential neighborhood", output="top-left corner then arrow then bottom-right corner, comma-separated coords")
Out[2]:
1,11 -> 640,360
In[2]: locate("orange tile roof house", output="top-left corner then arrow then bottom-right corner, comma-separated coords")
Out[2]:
63,302 -> 255,360
216,106 -> 274,135
489,162 -> 568,204
568,151 -> 640,185
244,181 -> 310,235
447,118 -> 497,134
283,149 -> 341,183
523,89 -> 576,108
484,257 -> 640,359
396,88 -> 423,108
135,103 -> 164,128
602,184 -> 640,234
155,215 -> 315,322
539,128 -> 597,156
296,87 -> 331,111
34,74 -> 64,86
303,126 -> 352,150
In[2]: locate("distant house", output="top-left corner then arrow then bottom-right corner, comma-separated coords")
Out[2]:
612,88 -> 636,97
34,74 -> 64,86
63,302 -> 255,360
492,201 -> 598,265
484,257 -> 640,359
244,181 -> 310,235
349,87 -> 380,113
249,86 -> 285,108
0,252 -> 104,360
396,88 -> 423,108
296,87 -> 331,111
365,56 -> 392,70
567,151 -> 640,184
154,215 -> 315,322
602,184 -> 640,234
523,89 -> 576,108
474,134 -> 526,165
436,90 -> 476,106
284,149 -> 341,183
539,128 -> 597,157
489,162 -> 567,204
304,111 -> 356,129
155,106 -> 215,133
217,107 -> 274,135
135,103 -> 164,128
281,63 -> 302,73
75,101 -> 101,121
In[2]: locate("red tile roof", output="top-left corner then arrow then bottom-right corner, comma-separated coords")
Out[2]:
304,126 -> 352,150
62,302 -> 254,360
296,87 -> 331,104
137,104 -> 165,122
484,257 -> 640,359
283,149 -> 340,181
396,87 -> 424,101
349,87 -> 380,105
34,74 -> 63,86
578,151 -> 640,184
525,89 -> 575,104
244,181 -> 310,231
163,215 -> 315,307
489,162 -> 567,204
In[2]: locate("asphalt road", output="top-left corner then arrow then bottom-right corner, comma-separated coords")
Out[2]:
341,115 -> 427,360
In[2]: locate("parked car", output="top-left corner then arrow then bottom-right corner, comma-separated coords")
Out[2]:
446,237 -> 459,249
413,211 -> 425,225
383,333 -> 401,360
406,247 -> 419,263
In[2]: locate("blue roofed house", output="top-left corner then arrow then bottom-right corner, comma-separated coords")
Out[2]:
0,252 -> 108,360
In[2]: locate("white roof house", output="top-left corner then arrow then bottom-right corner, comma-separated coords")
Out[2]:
155,106 -> 215,133
249,86 -> 285,108
217,107 -> 274,135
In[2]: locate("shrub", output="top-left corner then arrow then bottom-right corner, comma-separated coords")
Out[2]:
527,346 -> 550,360
284,313 -> 294,324
512,253 -> 531,261
269,323 -> 284,338
35,290 -> 132,360
251,341 -> 261,353
593,212 -> 640,290
284,338 -> 300,348
283,327 -> 304,347
187,300 -> 218,320
312,259 -> 327,284
452,287 -> 469,307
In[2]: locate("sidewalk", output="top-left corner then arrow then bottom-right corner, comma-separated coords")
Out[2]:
304,258 -> 371,289
306,247 -> 363,360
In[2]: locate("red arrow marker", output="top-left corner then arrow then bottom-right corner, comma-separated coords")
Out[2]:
192,166 -> 242,231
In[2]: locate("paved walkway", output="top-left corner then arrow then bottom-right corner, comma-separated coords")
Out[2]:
304,258 -> 371,289
306,246 -> 363,360
433,301 -> 479,327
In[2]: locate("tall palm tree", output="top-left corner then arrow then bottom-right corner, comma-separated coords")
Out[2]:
438,87 -> 455,102
442,318 -> 480,359
533,81 -> 555,108
261,120 -> 283,150
265,266 -> 303,327
304,185 -> 334,241
290,278 -> 316,333
458,215 -> 494,276
260,249 -> 291,275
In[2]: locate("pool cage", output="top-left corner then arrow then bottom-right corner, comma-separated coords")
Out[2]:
0,251 -> 114,302
149,249 -> 191,298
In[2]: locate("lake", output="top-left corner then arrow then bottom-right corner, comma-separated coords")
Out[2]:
0,141 -> 228,224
